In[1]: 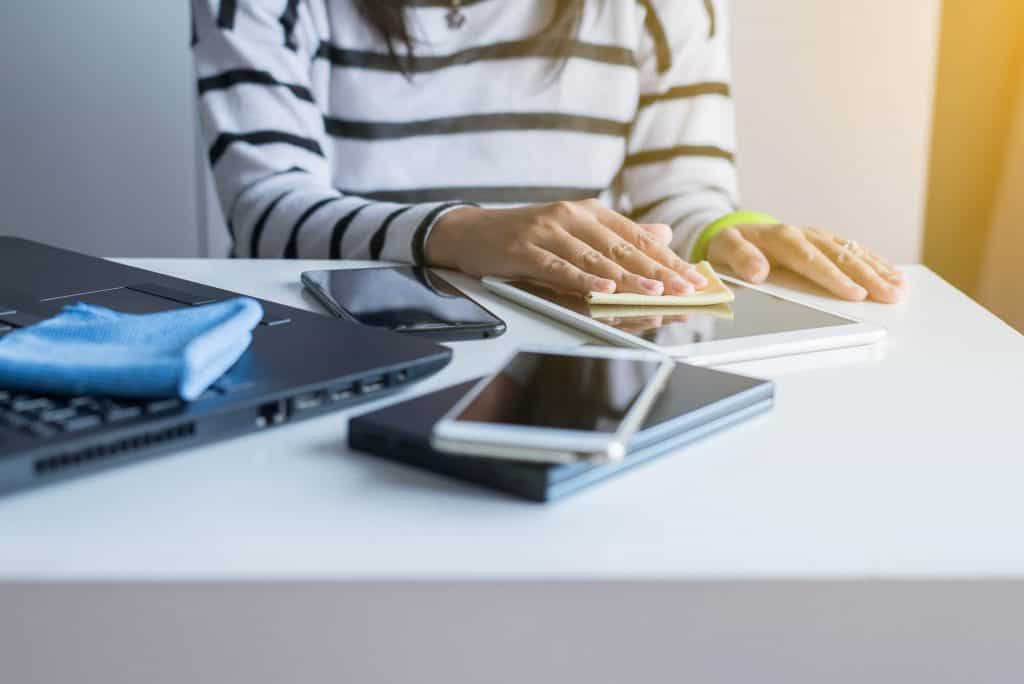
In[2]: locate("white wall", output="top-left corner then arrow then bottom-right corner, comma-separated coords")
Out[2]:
0,1 -> 201,258
729,0 -> 941,264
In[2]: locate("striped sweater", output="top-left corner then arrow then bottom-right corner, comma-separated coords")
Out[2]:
191,0 -> 739,263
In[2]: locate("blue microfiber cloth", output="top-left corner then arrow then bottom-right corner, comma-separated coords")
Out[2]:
0,298 -> 264,400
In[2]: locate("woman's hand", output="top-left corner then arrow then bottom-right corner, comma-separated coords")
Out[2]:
707,224 -> 908,303
425,200 -> 708,296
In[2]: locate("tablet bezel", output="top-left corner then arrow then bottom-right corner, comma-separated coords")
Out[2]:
481,275 -> 886,365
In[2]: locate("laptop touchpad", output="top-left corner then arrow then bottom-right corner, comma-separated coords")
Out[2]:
37,287 -> 186,316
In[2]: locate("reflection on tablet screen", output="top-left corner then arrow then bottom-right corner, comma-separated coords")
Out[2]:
506,280 -> 854,345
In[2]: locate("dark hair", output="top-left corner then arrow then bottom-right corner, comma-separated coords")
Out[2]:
353,0 -> 585,76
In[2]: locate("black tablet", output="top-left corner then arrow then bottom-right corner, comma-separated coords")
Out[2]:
349,362 -> 773,502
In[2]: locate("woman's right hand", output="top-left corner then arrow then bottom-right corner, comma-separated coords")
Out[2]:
424,200 -> 707,296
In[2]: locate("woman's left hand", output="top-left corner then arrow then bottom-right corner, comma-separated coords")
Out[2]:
706,224 -> 908,303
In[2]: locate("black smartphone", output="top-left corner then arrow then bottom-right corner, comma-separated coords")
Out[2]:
301,266 -> 507,341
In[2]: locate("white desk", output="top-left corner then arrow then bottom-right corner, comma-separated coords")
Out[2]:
2,261 -> 1023,683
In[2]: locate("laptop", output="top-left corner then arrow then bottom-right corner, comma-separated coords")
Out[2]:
349,363 -> 774,502
0,236 -> 452,495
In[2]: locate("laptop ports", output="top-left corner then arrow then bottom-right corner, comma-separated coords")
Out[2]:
257,400 -> 288,427
290,391 -> 326,414
358,376 -> 387,395
328,385 -> 356,403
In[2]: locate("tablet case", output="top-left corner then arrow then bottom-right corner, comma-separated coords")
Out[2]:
348,364 -> 774,502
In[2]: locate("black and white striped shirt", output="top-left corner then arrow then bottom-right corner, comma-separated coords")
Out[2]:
192,0 -> 739,262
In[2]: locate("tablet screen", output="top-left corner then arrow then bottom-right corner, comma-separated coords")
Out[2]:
505,280 -> 854,345
455,351 -> 663,433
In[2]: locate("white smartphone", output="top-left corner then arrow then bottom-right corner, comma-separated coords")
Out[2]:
430,346 -> 675,464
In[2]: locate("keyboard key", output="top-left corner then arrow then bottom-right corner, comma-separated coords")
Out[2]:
69,396 -> 100,409
0,411 -> 30,428
103,403 -> 143,422
11,396 -> 53,412
0,411 -> 30,430
40,407 -> 78,423
25,422 -> 57,438
60,414 -> 102,432
146,398 -> 183,414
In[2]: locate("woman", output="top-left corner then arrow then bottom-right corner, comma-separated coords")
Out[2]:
192,0 -> 906,302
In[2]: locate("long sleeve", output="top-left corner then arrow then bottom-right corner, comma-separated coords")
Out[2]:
622,0 -> 741,259
191,0 -> 470,261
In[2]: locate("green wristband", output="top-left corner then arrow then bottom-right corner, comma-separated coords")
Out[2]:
690,211 -> 780,262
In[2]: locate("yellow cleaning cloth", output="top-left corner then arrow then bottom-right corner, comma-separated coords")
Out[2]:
585,261 -> 734,306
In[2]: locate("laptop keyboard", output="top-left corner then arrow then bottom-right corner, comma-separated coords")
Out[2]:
0,389 -> 183,440
0,288 -> 278,443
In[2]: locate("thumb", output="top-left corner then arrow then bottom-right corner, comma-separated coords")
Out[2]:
707,227 -> 771,283
638,223 -> 673,246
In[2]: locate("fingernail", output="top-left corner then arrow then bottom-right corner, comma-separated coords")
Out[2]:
594,279 -> 616,293
852,285 -> 868,300
746,260 -> 770,283
642,278 -> 664,295
668,274 -> 689,293
678,279 -> 695,295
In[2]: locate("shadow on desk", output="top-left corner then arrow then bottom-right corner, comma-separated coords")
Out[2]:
309,437 -> 526,505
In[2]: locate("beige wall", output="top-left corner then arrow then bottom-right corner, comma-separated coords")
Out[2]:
730,0 -> 941,264
978,65 -> 1024,330
924,0 -> 1024,307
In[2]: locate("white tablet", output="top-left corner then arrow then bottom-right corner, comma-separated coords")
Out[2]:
482,275 -> 886,365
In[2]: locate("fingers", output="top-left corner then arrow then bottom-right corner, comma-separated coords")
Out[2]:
806,234 -> 903,303
638,223 -> 673,246
856,246 -> 908,290
568,213 -> 702,295
615,315 -> 665,335
710,222 -> 906,303
543,229 -> 665,295
606,235 -> 693,295
586,204 -> 707,291
522,243 -> 617,295
707,227 -> 770,283
753,225 -> 868,301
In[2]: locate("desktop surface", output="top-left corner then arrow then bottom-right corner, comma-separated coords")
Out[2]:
0,262 -> 1021,581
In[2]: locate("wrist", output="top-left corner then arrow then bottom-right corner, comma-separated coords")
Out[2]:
691,210 -> 779,262
424,205 -> 487,269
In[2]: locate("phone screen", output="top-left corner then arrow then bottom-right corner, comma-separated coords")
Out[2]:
455,352 -> 664,433
304,267 -> 504,333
